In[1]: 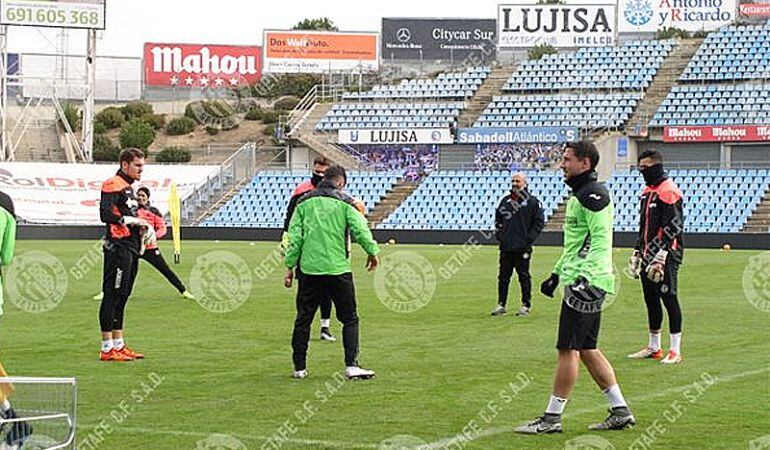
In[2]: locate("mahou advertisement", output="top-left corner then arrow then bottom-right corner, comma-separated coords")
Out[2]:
663,125 -> 770,142
143,43 -> 262,88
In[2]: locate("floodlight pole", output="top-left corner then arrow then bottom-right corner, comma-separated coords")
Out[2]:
82,29 -> 97,162
0,25 -> 8,161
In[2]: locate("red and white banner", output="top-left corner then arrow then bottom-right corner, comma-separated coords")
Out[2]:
0,163 -> 219,224
663,125 -> 770,143
740,3 -> 770,16
143,43 -> 262,88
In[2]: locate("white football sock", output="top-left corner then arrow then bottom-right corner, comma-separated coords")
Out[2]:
101,340 -> 113,352
545,395 -> 567,415
649,332 -> 661,351
603,384 -> 628,409
113,338 -> 125,350
321,319 -> 330,328
670,333 -> 681,353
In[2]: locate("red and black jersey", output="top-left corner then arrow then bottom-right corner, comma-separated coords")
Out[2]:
137,204 -> 167,250
100,170 -> 141,251
635,176 -> 685,265
283,179 -> 316,232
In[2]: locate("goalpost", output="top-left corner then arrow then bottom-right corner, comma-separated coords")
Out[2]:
0,377 -> 77,450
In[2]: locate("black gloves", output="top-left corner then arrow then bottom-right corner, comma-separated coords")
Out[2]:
540,273 -> 559,298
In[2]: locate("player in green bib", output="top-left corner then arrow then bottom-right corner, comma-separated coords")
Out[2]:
516,141 -> 636,435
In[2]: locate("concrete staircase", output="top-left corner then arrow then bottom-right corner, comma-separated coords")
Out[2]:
291,103 -> 363,169
457,65 -> 514,128
544,200 -> 568,231
10,119 -> 67,162
626,38 -> 704,135
366,178 -> 422,227
742,187 -> 770,233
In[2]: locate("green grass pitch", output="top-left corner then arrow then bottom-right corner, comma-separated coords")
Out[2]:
2,240 -> 769,449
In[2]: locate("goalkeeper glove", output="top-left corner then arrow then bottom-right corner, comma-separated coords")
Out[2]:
140,226 -> 156,255
540,273 -> 559,298
628,250 -> 642,279
646,249 -> 667,283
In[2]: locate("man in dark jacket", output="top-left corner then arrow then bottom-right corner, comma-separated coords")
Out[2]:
491,173 -> 545,317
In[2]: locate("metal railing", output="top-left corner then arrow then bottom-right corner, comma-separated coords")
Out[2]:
179,143 -> 285,223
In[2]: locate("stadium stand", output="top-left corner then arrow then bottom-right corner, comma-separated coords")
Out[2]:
504,40 -> 674,91
315,67 -> 491,132
378,170 -> 568,230
342,66 -> 491,100
316,101 -> 464,131
473,40 -> 674,130
679,24 -> 770,82
473,92 -> 643,129
608,169 -> 770,233
202,171 -> 400,228
650,84 -> 770,126
651,24 -> 770,127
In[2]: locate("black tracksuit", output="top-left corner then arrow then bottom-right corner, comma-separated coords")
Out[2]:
99,170 -> 141,332
494,189 -> 545,308
636,174 -> 685,334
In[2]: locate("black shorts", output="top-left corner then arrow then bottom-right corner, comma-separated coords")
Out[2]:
556,283 -> 606,350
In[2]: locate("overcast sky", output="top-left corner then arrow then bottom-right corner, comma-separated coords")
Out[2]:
8,0 -> 611,57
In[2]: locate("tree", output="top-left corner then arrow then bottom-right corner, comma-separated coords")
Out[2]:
292,17 -> 339,31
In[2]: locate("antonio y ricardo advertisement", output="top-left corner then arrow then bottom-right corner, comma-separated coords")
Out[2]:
263,30 -> 379,74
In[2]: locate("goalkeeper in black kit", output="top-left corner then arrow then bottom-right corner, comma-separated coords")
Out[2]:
627,150 -> 684,365
98,148 -> 152,362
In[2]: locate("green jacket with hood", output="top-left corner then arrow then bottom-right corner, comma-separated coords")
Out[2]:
285,180 -> 379,275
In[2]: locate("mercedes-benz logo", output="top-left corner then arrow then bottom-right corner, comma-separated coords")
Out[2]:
396,28 -> 411,43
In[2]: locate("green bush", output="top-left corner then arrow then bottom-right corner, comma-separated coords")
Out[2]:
166,117 -> 197,135
121,101 -> 154,120
260,110 -> 278,125
273,96 -> 300,111
656,27 -> 689,40
93,121 -> 107,134
94,107 -> 125,130
252,74 -> 320,99
156,146 -> 192,163
185,100 -> 236,125
59,102 -> 81,131
92,134 -> 120,162
205,126 -> 220,135
204,99 -> 236,119
527,44 -> 557,61
141,113 -> 166,130
119,118 -> 155,150
245,107 -> 263,121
